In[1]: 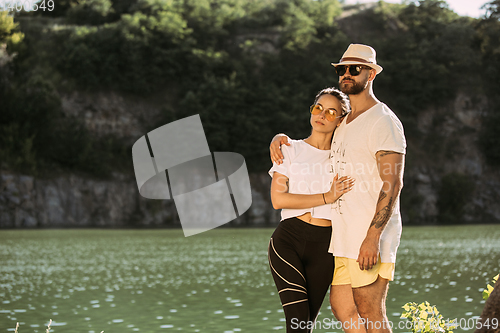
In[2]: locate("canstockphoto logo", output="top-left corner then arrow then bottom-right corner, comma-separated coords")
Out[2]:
132,115 -> 252,237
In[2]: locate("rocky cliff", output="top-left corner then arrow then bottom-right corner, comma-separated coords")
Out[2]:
0,170 -> 278,228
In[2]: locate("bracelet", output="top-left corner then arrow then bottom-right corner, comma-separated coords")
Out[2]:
322,193 -> 327,204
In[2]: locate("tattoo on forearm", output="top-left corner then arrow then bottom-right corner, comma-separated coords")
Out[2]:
379,150 -> 399,157
370,197 -> 393,229
377,190 -> 387,203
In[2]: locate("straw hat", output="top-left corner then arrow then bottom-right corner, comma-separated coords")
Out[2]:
331,44 -> 383,74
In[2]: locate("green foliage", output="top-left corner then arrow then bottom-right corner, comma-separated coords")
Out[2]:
0,11 -> 24,50
54,1 -> 193,93
437,173 -> 475,224
67,0 -> 115,25
280,1 -> 318,50
482,274 -> 498,300
0,11 -> 17,42
401,301 -> 457,333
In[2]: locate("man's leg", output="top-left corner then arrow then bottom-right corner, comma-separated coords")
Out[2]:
352,276 -> 391,333
330,284 -> 367,333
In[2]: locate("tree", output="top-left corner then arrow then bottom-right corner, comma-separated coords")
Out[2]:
482,0 -> 500,20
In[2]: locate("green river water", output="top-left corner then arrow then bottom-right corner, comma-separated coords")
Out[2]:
1,225 -> 499,332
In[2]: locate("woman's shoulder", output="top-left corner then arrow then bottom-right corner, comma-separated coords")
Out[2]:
282,139 -> 304,157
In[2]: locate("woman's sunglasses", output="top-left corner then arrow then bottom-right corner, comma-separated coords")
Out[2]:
335,65 -> 371,77
310,104 -> 342,122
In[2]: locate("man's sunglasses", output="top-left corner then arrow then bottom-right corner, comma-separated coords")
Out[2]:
335,65 -> 371,76
310,104 -> 342,122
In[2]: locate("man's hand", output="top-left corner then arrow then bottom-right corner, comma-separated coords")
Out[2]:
270,135 -> 290,165
356,233 -> 380,270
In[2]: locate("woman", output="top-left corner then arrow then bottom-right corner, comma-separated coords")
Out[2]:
268,87 -> 353,332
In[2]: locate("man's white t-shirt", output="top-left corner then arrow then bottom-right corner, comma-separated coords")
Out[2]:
328,103 -> 406,263
269,139 -> 334,221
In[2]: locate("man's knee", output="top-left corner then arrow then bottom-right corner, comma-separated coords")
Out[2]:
331,304 -> 359,322
356,303 -> 384,319
331,295 -> 360,322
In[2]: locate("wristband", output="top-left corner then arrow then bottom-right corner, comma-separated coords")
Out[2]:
322,193 -> 327,204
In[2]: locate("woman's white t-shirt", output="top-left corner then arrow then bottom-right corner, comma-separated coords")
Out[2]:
269,139 -> 334,221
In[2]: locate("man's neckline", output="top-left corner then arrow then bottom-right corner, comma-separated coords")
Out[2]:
345,102 -> 381,125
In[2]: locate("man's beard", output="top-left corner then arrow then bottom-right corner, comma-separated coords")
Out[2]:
340,77 -> 369,95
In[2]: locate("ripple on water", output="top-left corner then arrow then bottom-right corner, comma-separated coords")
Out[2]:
49,321 -> 67,327
2,227 -> 499,332
160,324 -> 174,328
224,315 -> 239,319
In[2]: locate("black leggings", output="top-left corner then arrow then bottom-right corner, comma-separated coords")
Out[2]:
268,217 -> 334,333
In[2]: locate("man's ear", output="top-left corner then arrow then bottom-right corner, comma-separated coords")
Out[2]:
368,69 -> 377,81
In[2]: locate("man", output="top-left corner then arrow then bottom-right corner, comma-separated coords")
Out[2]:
270,44 -> 406,333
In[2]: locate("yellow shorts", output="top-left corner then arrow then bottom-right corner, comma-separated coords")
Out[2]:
332,255 -> 395,288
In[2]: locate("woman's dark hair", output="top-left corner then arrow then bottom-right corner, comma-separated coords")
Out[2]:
313,87 -> 350,117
